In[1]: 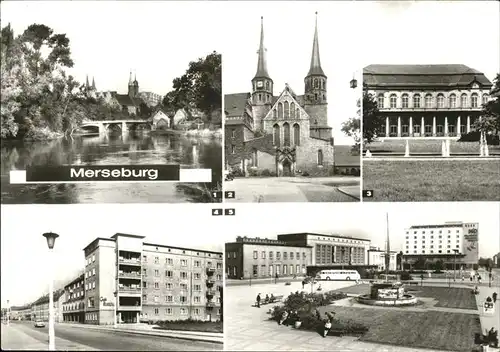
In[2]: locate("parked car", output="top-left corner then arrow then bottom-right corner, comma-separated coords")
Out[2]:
34,320 -> 45,328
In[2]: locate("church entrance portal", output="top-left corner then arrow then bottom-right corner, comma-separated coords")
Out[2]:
282,159 -> 292,177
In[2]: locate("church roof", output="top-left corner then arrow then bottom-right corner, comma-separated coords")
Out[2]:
307,12 -> 325,77
113,93 -> 144,107
364,64 -> 493,88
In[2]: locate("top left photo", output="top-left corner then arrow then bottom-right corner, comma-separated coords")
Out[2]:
1,1 -> 223,204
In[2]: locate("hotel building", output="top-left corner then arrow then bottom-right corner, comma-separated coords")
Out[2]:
277,233 -> 371,266
62,274 -> 85,323
225,236 -> 313,279
83,233 -> 223,325
402,222 -> 479,269
363,64 -> 493,139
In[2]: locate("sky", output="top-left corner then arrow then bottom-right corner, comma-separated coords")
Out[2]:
0,1 -> 228,96
219,202 -> 500,259
1,204 -> 224,307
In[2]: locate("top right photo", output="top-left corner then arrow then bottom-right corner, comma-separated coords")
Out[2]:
361,0 -> 500,202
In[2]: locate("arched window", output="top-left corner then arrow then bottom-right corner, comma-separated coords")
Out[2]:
293,123 -> 300,146
401,94 -> 409,108
460,93 -> 468,108
471,93 -> 478,108
449,94 -> 457,108
413,94 -> 421,108
425,94 -> 433,108
258,93 -> 262,102
273,109 -> 277,118
296,108 -> 300,118
437,94 -> 445,108
317,149 -> 323,166
377,94 -> 384,108
273,124 -> 280,146
314,78 -> 319,88
290,102 -> 295,118
283,122 -> 290,147
265,81 -> 270,90
252,149 -> 258,167
314,93 -> 318,101
284,101 -> 289,118
389,94 -> 397,108
482,94 -> 489,105
278,102 -> 283,118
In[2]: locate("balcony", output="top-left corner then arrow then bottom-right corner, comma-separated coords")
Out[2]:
206,268 -> 216,275
118,271 -> 141,279
206,301 -> 216,308
118,305 -> 142,311
118,257 -> 141,266
206,278 -> 215,286
206,289 -> 215,298
118,286 -> 141,294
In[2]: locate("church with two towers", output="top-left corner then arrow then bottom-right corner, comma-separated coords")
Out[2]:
225,14 -> 335,177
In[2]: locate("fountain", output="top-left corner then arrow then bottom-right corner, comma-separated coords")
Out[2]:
357,212 -> 419,307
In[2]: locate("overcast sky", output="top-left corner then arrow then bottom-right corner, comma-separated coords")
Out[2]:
1,204 -> 224,307
219,202 -> 500,259
0,1 -> 227,96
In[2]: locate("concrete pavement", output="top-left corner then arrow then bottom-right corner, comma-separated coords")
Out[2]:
474,283 -> 500,336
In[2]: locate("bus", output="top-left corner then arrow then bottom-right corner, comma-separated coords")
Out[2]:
315,270 -> 361,281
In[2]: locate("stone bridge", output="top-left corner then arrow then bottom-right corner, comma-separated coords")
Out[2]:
75,119 -> 152,134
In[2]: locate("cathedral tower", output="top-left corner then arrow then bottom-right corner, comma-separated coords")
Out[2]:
304,13 -> 330,140
251,16 -> 273,131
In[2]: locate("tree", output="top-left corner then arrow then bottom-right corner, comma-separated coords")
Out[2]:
433,260 -> 444,272
362,84 -> 385,145
478,257 -> 494,270
475,73 -> 500,137
341,97 -> 361,153
396,251 -> 403,270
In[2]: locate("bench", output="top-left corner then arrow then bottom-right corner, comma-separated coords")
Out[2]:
253,295 -> 284,307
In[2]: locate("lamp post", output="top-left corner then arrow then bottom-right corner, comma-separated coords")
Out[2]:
350,74 -> 358,89
452,249 -> 459,282
43,232 -> 59,351
6,299 -> 9,325
113,291 -> 118,328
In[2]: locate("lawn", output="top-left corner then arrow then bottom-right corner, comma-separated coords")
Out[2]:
318,306 -> 481,351
363,160 -> 500,201
366,140 -> 500,154
406,286 -> 477,310
153,321 -> 223,333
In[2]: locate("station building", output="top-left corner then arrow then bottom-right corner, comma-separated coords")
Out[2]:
82,233 -> 223,325
402,222 -> 479,270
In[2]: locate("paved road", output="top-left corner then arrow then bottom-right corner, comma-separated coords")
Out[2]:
225,177 -> 360,202
1,321 -> 221,351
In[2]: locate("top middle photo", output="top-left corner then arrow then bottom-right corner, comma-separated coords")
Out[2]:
223,2 -> 362,203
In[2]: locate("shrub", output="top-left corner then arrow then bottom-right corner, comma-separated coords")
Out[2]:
400,271 -> 413,281
261,169 -> 272,177
302,171 -> 310,177
458,131 -> 500,145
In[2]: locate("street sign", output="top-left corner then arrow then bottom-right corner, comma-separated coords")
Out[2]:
483,301 -> 495,315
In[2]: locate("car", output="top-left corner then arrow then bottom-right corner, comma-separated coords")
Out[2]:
34,320 -> 45,328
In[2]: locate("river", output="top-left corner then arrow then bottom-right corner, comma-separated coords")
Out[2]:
0,132 -> 222,204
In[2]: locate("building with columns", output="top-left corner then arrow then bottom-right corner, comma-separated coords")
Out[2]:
224,14 -> 335,177
363,64 -> 493,139
367,247 -> 397,271
82,233 -> 223,325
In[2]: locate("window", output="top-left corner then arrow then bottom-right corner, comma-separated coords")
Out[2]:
180,272 -> 187,279
231,145 -> 235,154
449,94 -> 457,108
166,283 -> 172,290
284,101 -> 290,118
194,308 -> 200,316
273,109 -> 277,118
180,308 -> 187,315
194,273 -> 201,280
277,252 -> 281,260
283,122 -> 290,147
482,94 -> 489,105
194,260 -> 200,267
166,308 -> 172,315
143,255 -> 147,262
290,102 -> 296,118
180,283 -> 188,291
194,296 -> 200,303
437,94 -> 445,108
377,94 -> 384,108
283,252 -> 288,260
293,124 -> 300,146
180,296 -> 187,303
181,259 -> 187,266
194,284 -> 201,291
273,124 -> 280,146
317,149 -> 323,166
154,269 -> 159,277
471,93 -> 478,108
142,295 -> 147,302
166,258 -> 173,265
154,256 -> 159,264
413,94 -> 421,108
269,251 -> 273,260
290,252 -> 294,260
261,251 -> 266,259
389,94 -> 397,108
154,282 -> 159,289
165,270 -> 173,277
154,296 -> 159,303
166,295 -> 173,302
401,94 -> 409,108
92,254 -> 95,262
460,94 -> 468,108
252,265 -> 258,276
278,102 -> 283,118
253,251 -> 258,259
425,94 -> 433,108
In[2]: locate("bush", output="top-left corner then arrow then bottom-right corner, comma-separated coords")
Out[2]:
400,271 -> 413,281
301,171 -> 310,177
261,169 -> 273,177
458,131 -> 500,145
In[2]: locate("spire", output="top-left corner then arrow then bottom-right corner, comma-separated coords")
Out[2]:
129,70 -> 133,85
307,12 -> 325,77
85,74 -> 90,89
253,16 -> 271,80
91,77 -> 96,90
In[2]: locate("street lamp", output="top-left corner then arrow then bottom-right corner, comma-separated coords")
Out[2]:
43,232 -> 59,351
113,291 -> 117,328
6,299 -> 9,325
452,249 -> 459,282
350,74 -> 358,89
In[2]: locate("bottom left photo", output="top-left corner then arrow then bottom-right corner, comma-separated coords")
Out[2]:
0,204 -> 224,351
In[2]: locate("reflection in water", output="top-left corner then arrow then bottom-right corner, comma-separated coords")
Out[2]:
1,132 -> 222,204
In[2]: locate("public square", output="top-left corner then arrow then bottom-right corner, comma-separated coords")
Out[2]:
225,273 -> 500,351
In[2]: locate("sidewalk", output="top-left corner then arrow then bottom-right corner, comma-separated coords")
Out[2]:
58,322 -> 223,344
337,186 -> 360,200
1,323 -> 95,351
474,285 -> 500,336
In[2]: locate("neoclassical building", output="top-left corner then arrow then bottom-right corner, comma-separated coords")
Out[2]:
363,64 -> 493,139
225,14 -> 334,177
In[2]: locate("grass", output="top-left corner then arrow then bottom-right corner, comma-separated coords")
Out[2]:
366,140 -> 500,154
363,160 -> 500,201
407,286 -> 477,310
153,321 -> 223,333
318,306 -> 480,351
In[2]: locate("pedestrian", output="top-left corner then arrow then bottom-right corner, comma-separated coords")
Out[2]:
323,318 -> 332,337
462,275 -> 465,282
265,294 -> 270,304
470,276 -> 473,282
302,280 -> 305,289
256,293 -> 261,308
275,272 -> 279,282
492,292 -> 497,303
478,275 -> 482,284
279,310 -> 288,325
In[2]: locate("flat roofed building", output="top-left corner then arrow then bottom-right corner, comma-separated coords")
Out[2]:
63,273 -> 85,323
402,222 -> 479,269
367,247 -> 398,271
277,233 -> 371,266
82,233 -> 223,325
364,64 -> 493,139
225,236 -> 313,279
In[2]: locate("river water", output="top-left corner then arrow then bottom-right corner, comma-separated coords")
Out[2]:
0,132 -> 222,204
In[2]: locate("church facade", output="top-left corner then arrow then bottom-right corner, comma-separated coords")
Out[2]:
225,15 -> 334,177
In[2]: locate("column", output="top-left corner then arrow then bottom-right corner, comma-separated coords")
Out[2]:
457,116 -> 461,137
397,116 -> 401,137
421,117 -> 425,137
467,116 -> 471,133
432,116 -> 437,136
409,116 -> 413,137
385,117 -> 389,137
444,116 -> 448,136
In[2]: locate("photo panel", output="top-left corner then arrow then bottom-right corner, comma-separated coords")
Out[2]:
0,204 -> 225,351
221,1 -> 362,203
1,1 -> 225,204
221,202 -> 500,351
360,1 -> 500,202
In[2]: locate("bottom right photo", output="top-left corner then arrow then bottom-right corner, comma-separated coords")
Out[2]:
222,202 -> 500,352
